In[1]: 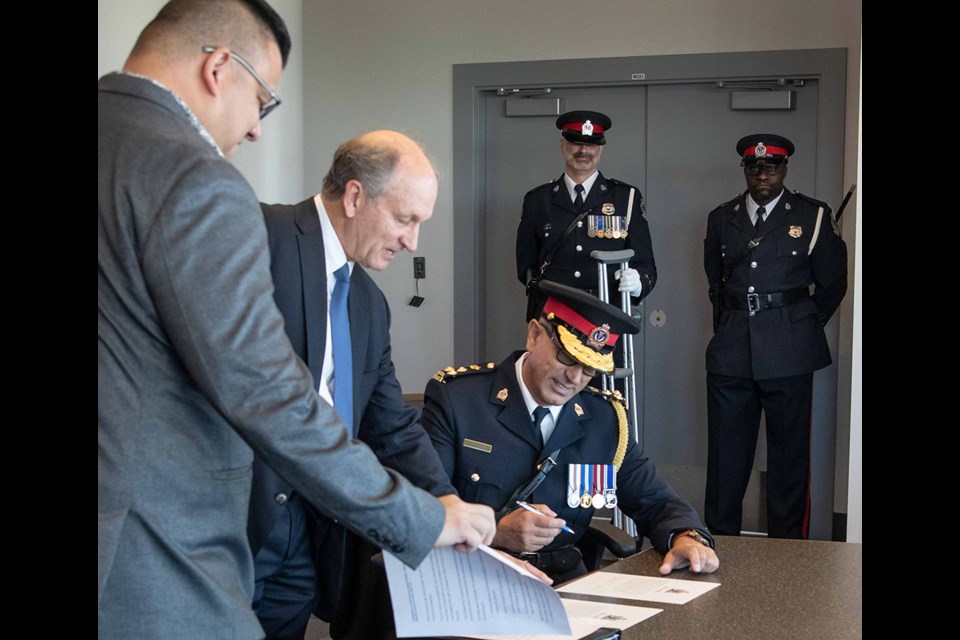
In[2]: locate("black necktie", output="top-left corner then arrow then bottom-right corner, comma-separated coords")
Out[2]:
754,206 -> 766,235
574,184 -> 585,212
532,406 -> 549,448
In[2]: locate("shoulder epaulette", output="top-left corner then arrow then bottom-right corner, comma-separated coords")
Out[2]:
432,362 -> 496,383
526,178 -> 562,197
710,191 -> 747,214
583,387 -> 629,469
606,177 -> 641,191
793,190 -> 831,211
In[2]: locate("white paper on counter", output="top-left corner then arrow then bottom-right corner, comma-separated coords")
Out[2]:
384,544 -> 572,638
557,572 -> 720,604
469,598 -> 660,639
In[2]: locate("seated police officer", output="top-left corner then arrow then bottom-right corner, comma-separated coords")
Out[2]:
422,281 -> 719,583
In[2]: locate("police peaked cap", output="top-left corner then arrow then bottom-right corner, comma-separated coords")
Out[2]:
556,110 -> 612,145
537,280 -> 640,374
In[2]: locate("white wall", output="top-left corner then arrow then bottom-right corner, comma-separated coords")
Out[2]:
97,0 -> 304,202
302,0 -> 862,393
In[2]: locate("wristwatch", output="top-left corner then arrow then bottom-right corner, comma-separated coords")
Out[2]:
673,529 -> 712,548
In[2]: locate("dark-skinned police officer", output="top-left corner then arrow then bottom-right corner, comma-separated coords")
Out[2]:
704,134 -> 847,539
516,110 -> 656,319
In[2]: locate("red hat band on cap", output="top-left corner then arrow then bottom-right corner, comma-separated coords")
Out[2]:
744,144 -> 789,159
561,122 -> 605,134
543,298 -> 619,347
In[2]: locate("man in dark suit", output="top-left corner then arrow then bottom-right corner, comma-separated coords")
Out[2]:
252,131 -> 490,639
703,134 -> 847,539
516,110 -> 656,318
423,281 -> 718,584
98,4 -> 494,637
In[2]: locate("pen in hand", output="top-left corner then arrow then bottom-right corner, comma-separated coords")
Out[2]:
515,501 -> 575,535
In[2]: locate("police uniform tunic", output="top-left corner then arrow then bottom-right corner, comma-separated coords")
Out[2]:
422,353 -> 707,574
516,173 -> 656,300
703,188 -> 847,538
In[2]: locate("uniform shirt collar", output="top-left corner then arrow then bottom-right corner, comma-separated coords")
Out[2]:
315,195 -> 354,279
746,189 -> 785,223
514,352 -> 563,423
563,171 -> 600,203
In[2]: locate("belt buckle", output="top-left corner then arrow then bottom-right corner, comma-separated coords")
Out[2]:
747,292 -> 760,315
518,551 -> 540,566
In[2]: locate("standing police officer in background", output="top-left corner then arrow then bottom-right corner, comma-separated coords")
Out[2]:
516,110 -> 656,319
703,134 -> 847,539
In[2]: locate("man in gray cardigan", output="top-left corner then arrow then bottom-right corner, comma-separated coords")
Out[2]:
98,2 -> 494,637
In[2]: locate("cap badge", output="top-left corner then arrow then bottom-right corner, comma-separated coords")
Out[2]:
754,142 -> 767,157
581,120 -> 594,136
496,388 -> 509,401
789,225 -> 802,238
587,324 -> 611,349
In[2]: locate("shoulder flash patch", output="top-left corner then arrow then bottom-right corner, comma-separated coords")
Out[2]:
433,362 -> 496,383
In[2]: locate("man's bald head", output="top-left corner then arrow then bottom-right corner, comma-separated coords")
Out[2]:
130,0 -> 290,68
322,130 -> 436,202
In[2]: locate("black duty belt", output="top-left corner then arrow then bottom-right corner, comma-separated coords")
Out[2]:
506,545 -> 583,576
724,287 -> 809,314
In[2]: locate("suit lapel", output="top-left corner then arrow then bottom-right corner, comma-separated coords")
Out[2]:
550,175 -> 578,215
294,198 -> 327,386
729,193 -> 755,247
492,357 -> 542,452
582,172 -> 609,216
762,189 -> 793,233
543,391 -> 588,452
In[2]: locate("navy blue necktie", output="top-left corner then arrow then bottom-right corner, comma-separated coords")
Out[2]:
532,406 -> 549,449
574,184 -> 585,212
331,264 -> 354,434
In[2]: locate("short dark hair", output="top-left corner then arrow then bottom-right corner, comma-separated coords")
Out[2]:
238,0 -> 291,66
322,138 -> 400,201
134,0 -> 291,67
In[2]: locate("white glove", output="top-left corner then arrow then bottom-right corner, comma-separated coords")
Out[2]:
615,268 -> 643,297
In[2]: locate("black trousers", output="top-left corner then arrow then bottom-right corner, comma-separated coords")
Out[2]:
705,372 -> 813,539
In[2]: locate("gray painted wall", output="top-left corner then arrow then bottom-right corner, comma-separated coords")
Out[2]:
302,0 -> 861,394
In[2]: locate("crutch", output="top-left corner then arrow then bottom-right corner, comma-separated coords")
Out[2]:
591,248 -> 640,537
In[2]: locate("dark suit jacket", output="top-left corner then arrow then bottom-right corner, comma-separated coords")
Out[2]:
704,189 -> 847,379
422,353 -> 706,555
98,73 -> 443,639
251,198 -> 455,620
516,172 -> 657,300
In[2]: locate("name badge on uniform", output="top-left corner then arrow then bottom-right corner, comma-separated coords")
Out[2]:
567,463 -> 617,509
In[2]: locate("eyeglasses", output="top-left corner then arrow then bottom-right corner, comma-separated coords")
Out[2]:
202,46 -> 282,119
539,322 -> 598,378
743,162 -> 784,176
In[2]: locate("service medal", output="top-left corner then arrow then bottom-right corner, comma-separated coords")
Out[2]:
580,493 -> 593,508
591,493 -> 605,509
